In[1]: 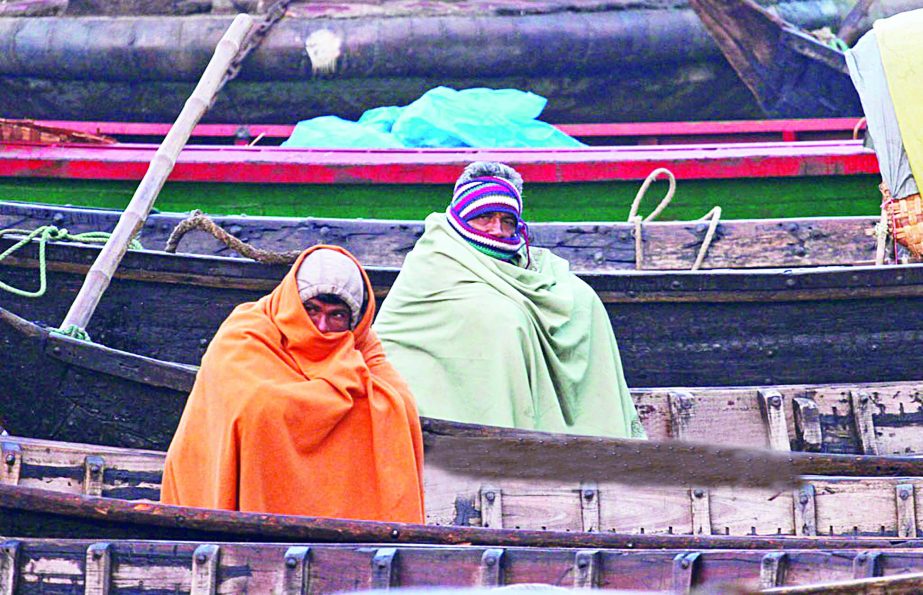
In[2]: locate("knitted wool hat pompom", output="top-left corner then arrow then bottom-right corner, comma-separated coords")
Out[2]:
446,175 -> 526,260
296,248 -> 365,328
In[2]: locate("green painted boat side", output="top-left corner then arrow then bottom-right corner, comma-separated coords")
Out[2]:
0,175 -> 882,221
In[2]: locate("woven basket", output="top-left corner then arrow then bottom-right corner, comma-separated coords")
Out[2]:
881,182 -> 923,257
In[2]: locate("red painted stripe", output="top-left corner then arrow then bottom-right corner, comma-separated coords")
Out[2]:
0,141 -> 879,184
29,118 -> 867,142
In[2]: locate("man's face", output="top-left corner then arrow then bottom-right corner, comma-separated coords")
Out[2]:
304,297 -> 351,333
468,211 -> 517,239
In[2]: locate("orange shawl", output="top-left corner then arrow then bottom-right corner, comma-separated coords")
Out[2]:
161,246 -> 425,523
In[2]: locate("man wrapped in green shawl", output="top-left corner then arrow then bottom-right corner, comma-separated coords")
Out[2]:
374,162 -> 646,439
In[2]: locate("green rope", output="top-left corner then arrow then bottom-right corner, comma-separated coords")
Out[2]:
0,225 -> 142,298
51,324 -> 92,342
829,37 -> 850,52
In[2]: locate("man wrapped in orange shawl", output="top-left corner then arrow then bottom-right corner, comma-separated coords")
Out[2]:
161,246 -> 425,523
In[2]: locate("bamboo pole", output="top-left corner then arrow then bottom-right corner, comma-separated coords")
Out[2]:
60,14 -> 255,334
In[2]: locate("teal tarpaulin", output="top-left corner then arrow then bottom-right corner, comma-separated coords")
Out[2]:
282,87 -> 585,149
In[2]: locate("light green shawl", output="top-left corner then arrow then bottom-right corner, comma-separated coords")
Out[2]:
374,213 -> 646,439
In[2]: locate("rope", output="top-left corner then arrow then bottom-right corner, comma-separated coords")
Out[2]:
164,210 -> 301,264
0,226 -> 141,298
51,324 -> 92,342
853,117 -> 867,141
628,168 -> 721,270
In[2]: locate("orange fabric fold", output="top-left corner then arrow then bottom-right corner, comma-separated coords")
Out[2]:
161,245 -> 425,523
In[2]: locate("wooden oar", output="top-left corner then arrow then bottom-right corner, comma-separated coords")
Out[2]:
59,14 -> 255,335
423,418 -> 923,489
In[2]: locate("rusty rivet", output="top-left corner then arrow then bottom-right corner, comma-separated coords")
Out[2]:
693,489 -> 705,498
196,553 -> 207,564
485,491 -> 496,503
285,556 -> 298,569
681,559 -> 690,569
485,555 -> 497,566
4,454 -> 15,465
901,489 -> 911,501
583,489 -> 595,501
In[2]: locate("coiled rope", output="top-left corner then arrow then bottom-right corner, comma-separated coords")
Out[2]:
0,225 -> 142,298
628,168 -> 722,270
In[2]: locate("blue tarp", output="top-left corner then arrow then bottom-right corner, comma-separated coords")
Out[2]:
282,87 -> 585,149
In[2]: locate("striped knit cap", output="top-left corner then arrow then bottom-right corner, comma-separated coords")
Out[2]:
446,176 -> 526,260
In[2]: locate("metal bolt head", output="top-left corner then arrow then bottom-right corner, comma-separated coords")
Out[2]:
681,559 -> 690,569
390,529 -> 399,539
583,489 -> 595,501
285,556 -> 298,569
376,560 -> 388,569
799,494 -> 809,505
768,395 -> 782,408
196,553 -> 207,564
485,555 -> 496,566
89,463 -> 101,474
4,454 -> 15,465
693,489 -> 705,498
577,557 -> 589,569
485,491 -> 496,503
92,549 -> 103,559
901,489 -> 911,501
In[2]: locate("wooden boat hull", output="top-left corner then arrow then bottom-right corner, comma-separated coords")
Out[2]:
9,433 -> 923,538
0,140 -> 881,221
5,302 -> 923,458
0,201 -> 882,269
4,538 -> 923,592
2,236 -> 923,388
690,0 -> 862,118
0,1 -> 854,124
3,482 -> 923,550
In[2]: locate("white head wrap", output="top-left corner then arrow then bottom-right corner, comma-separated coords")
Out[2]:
296,249 -> 365,328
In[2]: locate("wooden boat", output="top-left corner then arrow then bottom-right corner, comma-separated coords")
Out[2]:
6,539 -> 923,593
4,294 -> 923,456
0,137 -> 880,221
4,220 -> 922,389
0,0 -> 865,125
7,433 -> 923,538
689,0 -> 861,118
0,201 -> 883,269
29,116 -> 872,145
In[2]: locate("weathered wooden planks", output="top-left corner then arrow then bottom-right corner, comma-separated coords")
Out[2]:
10,539 -> 923,591
7,300 -> 923,457
0,202 -> 881,270
4,233 -> 923,390
11,434 -> 923,538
